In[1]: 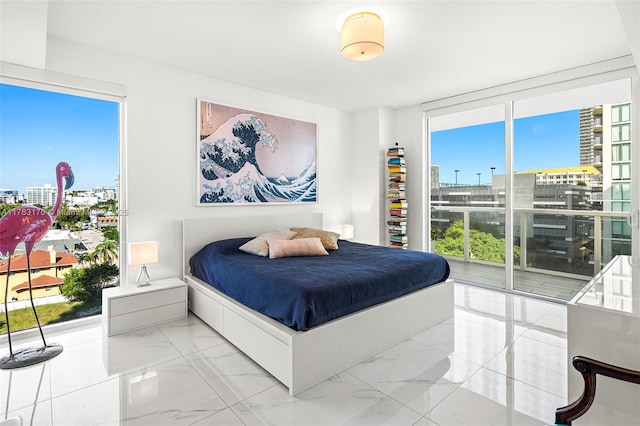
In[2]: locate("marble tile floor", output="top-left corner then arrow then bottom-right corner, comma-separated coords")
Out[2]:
1,283 -> 570,426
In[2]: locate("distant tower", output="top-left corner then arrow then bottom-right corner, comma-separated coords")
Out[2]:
579,107 -> 597,168
581,103 -> 631,262
431,165 -> 440,189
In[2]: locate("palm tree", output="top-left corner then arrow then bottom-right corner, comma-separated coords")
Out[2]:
75,252 -> 94,267
93,239 -> 119,265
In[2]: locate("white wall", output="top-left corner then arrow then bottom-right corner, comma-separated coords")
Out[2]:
395,105 -> 426,251
378,107 -> 396,244
351,107 -> 398,245
41,38 -> 355,284
350,106 -> 426,249
0,1 -> 48,69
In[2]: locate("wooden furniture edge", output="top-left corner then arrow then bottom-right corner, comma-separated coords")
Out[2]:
555,355 -> 640,425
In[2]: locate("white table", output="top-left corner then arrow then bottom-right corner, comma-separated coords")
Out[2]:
567,255 -> 640,424
102,277 -> 187,336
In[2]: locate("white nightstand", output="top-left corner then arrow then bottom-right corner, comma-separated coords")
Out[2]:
102,277 -> 188,336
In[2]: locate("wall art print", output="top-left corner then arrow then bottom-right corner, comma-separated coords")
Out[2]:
197,100 -> 317,205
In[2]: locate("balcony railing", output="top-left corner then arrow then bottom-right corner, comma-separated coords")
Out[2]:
431,206 -> 631,281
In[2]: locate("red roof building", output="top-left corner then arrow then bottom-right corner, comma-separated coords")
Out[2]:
12,274 -> 65,292
0,250 -> 77,272
0,250 -> 78,301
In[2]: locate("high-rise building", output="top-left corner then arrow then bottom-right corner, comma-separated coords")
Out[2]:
579,106 -> 602,168
27,184 -> 57,206
579,103 -> 632,260
431,165 -> 440,188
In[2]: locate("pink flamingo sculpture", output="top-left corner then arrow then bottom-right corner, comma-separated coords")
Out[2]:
0,161 -> 74,369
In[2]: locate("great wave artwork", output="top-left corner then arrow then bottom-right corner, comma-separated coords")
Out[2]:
197,100 -> 317,205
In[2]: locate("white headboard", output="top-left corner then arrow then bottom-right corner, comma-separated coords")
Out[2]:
182,212 -> 323,278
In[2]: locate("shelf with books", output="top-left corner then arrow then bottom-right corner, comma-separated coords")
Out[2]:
387,146 -> 407,249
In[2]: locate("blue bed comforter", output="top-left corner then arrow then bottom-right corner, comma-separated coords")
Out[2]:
189,238 -> 450,331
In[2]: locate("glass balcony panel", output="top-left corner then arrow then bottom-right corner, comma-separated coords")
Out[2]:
516,209 -> 628,300
468,210 -> 506,290
431,208 -> 506,290
440,207 -> 630,301
430,209 -> 465,259
517,212 -> 594,278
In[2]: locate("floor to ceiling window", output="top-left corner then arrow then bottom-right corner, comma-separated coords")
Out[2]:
0,80 -> 123,334
512,79 -> 631,298
430,105 -> 507,290
425,66 -> 636,301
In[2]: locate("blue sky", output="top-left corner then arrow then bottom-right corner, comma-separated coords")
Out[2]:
1,83 -> 579,194
0,84 -> 119,195
432,110 -> 579,185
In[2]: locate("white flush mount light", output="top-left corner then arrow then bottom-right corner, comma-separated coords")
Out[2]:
340,11 -> 384,61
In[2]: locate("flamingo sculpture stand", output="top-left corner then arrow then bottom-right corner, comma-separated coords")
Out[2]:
0,162 -> 74,369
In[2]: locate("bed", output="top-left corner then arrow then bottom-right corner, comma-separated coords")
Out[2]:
183,213 -> 454,396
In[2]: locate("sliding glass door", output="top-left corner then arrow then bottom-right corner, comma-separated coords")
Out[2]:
426,74 -> 634,301
512,79 -> 631,299
430,105 -> 506,290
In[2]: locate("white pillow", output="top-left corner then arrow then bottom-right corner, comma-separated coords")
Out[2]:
267,237 -> 329,259
238,230 -> 297,257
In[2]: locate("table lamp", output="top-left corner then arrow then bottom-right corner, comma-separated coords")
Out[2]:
339,224 -> 354,240
128,241 -> 158,286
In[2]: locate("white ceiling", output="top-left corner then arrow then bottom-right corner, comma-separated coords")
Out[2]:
45,0 -> 632,112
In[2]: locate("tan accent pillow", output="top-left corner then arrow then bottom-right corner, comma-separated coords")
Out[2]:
290,227 -> 340,250
267,237 -> 329,259
238,230 -> 297,256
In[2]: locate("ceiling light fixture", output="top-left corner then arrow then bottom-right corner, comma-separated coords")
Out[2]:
340,12 -> 384,61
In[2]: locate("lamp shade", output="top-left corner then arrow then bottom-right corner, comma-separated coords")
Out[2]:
128,241 -> 158,266
339,224 -> 354,240
340,12 -> 384,61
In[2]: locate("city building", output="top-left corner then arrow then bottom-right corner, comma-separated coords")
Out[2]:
0,249 -> 77,301
517,165 -> 602,188
430,165 -> 440,188
580,103 -> 632,259
26,184 -> 57,206
97,215 -> 118,229
65,187 -> 117,207
93,186 -> 117,201
31,229 -> 90,255
432,172 -> 596,275
67,192 -> 99,207
0,189 -> 22,204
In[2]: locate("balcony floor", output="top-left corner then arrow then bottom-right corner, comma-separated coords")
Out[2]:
447,259 -> 590,301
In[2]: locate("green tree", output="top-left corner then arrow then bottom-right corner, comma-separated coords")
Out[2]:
102,227 -> 119,242
93,239 -> 119,265
0,203 -> 22,217
75,252 -> 95,267
434,220 -> 520,264
94,199 -> 117,212
61,263 -> 119,301
437,235 -> 464,257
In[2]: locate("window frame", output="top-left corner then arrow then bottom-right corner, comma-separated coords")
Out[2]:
421,56 -> 638,291
0,62 -> 128,328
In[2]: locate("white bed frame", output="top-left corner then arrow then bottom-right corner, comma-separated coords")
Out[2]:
183,213 -> 453,396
